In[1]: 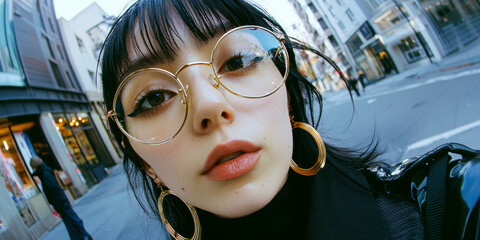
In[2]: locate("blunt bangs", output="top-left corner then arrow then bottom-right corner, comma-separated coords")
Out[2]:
101,0 -> 287,144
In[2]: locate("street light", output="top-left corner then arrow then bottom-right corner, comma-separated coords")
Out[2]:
392,0 -> 434,64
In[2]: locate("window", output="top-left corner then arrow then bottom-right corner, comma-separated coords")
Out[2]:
374,8 -> 403,30
0,1 -> 25,87
57,45 -> 64,60
49,61 -> 66,88
65,71 -> 76,89
36,1 -> 46,31
336,0 -> 343,5
308,2 -> 319,15
42,36 -> 54,58
346,9 -> 355,22
338,20 -> 345,30
328,35 -> 339,48
318,17 -> 328,30
329,7 -> 335,17
368,0 -> 388,9
48,18 -> 55,33
76,36 -> 85,52
346,33 -> 363,53
88,70 -> 95,82
398,35 -> 426,63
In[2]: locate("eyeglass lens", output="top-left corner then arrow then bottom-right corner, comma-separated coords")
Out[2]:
114,26 -> 288,144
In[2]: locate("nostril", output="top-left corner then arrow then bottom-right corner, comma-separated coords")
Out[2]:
221,111 -> 228,119
201,119 -> 209,128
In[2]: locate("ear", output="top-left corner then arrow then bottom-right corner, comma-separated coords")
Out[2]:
143,162 -> 157,180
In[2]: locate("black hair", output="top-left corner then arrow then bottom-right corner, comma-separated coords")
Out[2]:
100,0 -> 379,237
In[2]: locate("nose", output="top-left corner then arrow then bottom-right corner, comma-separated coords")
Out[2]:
180,67 -> 235,133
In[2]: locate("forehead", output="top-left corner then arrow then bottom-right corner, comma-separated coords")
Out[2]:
121,12 -> 229,80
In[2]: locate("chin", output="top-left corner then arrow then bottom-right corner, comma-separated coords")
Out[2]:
211,173 -> 288,219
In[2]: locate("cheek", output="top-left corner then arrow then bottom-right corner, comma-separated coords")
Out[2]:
131,141 -> 189,186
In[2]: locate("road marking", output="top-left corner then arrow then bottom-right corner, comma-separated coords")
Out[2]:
406,120 -> 480,151
367,98 -> 377,104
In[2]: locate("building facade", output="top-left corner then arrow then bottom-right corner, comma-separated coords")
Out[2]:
0,0 -> 119,239
292,0 -> 480,83
57,2 -> 122,169
288,0 -> 357,92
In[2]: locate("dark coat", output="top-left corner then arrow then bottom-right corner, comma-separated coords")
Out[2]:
198,158 -> 424,239
33,163 -> 70,210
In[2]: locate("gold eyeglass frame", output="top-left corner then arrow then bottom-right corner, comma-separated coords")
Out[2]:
107,25 -> 290,145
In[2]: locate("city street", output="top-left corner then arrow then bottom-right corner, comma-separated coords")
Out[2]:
40,165 -> 168,240
40,43 -> 480,240
321,44 -> 480,164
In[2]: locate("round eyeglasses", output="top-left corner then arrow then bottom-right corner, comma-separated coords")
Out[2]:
107,25 -> 290,145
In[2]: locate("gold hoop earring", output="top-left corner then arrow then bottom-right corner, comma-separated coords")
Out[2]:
157,188 -> 201,240
290,121 -> 326,176
153,176 -> 163,189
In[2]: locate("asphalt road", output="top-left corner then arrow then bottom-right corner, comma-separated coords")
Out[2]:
321,62 -> 480,164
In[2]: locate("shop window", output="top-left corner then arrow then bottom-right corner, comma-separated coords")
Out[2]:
54,113 -> 110,186
398,35 -> 426,63
0,128 -> 36,227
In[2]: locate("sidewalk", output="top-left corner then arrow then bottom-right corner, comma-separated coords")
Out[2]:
323,37 -> 480,102
39,164 -> 168,240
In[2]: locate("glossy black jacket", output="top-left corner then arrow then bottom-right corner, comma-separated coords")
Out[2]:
364,143 -> 480,240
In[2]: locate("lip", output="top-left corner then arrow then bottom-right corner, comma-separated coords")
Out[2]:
202,140 -> 261,181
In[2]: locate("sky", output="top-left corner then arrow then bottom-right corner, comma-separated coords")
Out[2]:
53,0 -> 301,28
53,0 -> 135,20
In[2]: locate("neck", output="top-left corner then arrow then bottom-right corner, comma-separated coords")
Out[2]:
198,172 -> 311,239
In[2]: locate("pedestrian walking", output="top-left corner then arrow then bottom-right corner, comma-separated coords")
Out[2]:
100,0 -> 480,239
30,157 -> 92,240
347,77 -> 360,96
357,70 -> 367,91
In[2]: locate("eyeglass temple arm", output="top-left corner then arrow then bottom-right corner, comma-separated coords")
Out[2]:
107,110 -> 115,118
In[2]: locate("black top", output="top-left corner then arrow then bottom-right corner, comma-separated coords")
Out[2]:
33,163 -> 70,210
195,159 -> 424,239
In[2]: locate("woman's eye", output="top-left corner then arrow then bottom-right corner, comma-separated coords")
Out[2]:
128,90 -> 176,117
218,53 -> 264,74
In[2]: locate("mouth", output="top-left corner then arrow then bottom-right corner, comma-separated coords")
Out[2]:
216,151 -> 244,165
202,140 -> 261,181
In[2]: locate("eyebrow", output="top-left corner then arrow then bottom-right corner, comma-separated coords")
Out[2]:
119,54 -> 162,83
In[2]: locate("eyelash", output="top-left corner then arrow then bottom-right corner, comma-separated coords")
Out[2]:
129,87 -> 172,118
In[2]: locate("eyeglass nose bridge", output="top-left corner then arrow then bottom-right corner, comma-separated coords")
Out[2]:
174,61 -> 222,89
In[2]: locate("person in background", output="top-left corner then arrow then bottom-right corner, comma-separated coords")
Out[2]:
357,70 -> 367,92
348,76 -> 361,97
30,157 -> 92,240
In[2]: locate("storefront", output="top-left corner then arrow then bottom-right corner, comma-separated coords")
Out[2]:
420,0 -> 480,54
0,117 -> 59,239
52,112 -> 112,188
347,21 -> 398,82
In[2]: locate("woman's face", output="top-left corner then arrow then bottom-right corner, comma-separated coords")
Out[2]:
124,20 -> 293,218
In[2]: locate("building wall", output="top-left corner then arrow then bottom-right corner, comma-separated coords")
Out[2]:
57,3 -> 122,164
0,0 -> 119,238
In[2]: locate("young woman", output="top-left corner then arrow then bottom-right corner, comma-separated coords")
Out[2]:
100,0 -> 439,239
